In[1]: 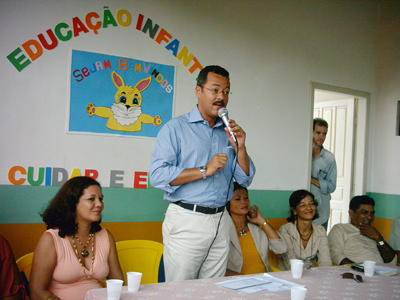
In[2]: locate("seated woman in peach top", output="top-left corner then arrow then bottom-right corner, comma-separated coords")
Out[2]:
226,183 -> 287,275
30,177 -> 123,300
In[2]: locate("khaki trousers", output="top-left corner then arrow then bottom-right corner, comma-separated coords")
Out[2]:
162,203 -> 230,282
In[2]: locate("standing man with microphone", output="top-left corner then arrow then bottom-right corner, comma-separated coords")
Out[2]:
149,65 -> 255,282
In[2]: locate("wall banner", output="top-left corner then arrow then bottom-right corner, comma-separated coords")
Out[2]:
69,49 -> 175,138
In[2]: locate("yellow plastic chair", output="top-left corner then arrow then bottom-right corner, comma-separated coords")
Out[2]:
16,252 -> 34,281
16,252 -> 34,300
268,251 -> 283,272
116,240 -> 163,285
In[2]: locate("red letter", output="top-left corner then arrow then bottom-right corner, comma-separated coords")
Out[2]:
136,14 -> 144,30
38,29 -> 58,50
133,171 -> 148,188
72,17 -> 89,37
85,169 -> 99,179
73,69 -> 83,82
82,67 -> 90,77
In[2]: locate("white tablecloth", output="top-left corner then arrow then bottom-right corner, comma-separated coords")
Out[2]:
85,265 -> 400,300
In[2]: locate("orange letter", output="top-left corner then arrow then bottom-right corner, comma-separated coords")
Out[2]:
188,57 -> 203,74
8,166 -> 26,185
119,58 -> 128,70
85,12 -> 101,34
155,28 -> 172,44
21,39 -> 43,61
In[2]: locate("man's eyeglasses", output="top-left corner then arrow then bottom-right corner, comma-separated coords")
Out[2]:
201,86 -> 232,96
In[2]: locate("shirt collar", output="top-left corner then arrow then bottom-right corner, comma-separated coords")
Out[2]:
188,105 -> 224,127
315,146 -> 326,158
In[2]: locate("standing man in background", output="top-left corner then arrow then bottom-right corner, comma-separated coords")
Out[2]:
311,118 -> 337,230
149,65 -> 255,282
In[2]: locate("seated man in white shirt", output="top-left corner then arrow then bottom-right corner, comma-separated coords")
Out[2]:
328,195 -> 397,265
388,215 -> 400,265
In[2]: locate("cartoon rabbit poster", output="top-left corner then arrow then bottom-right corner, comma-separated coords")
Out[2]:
69,49 -> 175,138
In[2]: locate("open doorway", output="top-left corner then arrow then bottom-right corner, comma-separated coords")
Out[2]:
310,82 -> 369,232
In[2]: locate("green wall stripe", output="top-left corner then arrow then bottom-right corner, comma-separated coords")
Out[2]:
367,192 -> 400,219
1,185 -> 399,223
248,190 -> 293,219
0,185 -> 168,223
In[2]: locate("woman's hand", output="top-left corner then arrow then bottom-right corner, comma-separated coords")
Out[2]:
248,205 -> 281,240
247,205 -> 265,226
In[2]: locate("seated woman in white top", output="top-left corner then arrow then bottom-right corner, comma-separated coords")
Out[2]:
278,189 -> 332,270
226,183 -> 287,275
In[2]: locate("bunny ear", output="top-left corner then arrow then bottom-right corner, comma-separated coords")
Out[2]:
112,71 -> 124,88
135,76 -> 152,91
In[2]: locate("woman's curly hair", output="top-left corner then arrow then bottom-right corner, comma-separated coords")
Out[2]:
41,176 -> 102,237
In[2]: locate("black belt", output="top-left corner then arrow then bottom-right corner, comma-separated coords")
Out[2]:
173,201 -> 225,214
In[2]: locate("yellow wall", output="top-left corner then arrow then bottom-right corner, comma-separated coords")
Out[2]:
0,221 -> 163,260
1,217 -> 393,261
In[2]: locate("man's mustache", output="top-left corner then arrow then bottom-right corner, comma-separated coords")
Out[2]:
213,101 -> 224,106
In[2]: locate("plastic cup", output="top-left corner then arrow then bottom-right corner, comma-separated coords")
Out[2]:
291,286 -> 307,300
106,279 -> 123,300
364,260 -> 376,277
290,260 -> 304,279
127,272 -> 142,292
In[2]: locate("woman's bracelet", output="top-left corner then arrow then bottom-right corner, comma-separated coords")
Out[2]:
259,221 -> 268,228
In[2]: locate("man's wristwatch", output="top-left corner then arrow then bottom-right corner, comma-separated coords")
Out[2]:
199,166 -> 207,179
378,240 -> 385,246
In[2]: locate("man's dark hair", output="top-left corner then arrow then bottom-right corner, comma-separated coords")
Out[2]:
196,65 -> 229,87
41,176 -> 102,237
313,118 -> 328,131
349,195 -> 375,212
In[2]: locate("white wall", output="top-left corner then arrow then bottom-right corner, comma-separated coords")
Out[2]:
370,0 -> 400,195
0,0 -> 385,193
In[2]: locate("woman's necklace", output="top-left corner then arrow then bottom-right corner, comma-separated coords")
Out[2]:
297,223 -> 313,241
235,224 -> 247,236
300,232 -> 313,241
74,233 -> 93,257
71,233 -> 95,277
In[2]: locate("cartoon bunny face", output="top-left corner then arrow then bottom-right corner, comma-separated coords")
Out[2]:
115,85 -> 142,107
86,70 -> 162,132
112,71 -> 151,108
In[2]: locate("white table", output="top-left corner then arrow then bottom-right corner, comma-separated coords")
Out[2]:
85,265 -> 400,300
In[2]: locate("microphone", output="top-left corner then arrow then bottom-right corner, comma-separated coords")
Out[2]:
218,107 -> 237,143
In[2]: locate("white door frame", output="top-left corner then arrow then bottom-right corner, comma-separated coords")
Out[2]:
308,82 -> 369,202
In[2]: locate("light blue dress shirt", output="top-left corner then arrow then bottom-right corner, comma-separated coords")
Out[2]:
149,105 -> 255,207
311,147 -> 337,225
